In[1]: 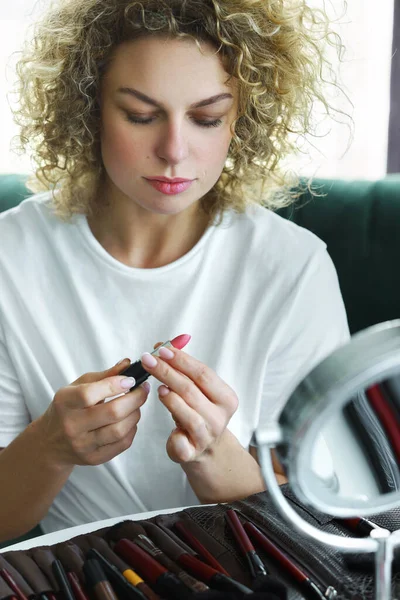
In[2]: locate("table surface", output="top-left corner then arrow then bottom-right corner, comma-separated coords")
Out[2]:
4,504 -> 199,551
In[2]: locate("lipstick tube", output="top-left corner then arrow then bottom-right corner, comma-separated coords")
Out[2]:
121,335 -> 191,391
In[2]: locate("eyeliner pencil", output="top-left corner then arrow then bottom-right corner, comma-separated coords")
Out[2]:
243,520 -> 329,600
51,560 -> 76,600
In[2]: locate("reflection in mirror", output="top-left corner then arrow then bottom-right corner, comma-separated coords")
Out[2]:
275,321 -> 400,516
255,321 -> 400,600
286,378 -> 400,514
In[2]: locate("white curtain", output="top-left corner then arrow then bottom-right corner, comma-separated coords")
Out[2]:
0,0 -> 395,179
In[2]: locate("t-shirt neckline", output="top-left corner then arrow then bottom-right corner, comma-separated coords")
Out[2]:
75,211 -> 221,275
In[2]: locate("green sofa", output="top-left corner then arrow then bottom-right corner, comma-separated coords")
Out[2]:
0,172 -> 399,547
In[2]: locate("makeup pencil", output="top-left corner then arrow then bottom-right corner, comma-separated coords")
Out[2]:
135,534 -> 209,593
114,538 -> 193,600
243,520 -> 328,600
3,552 -> 56,599
225,509 -> 268,578
175,552 -> 253,595
0,570 -> 29,600
0,573 -> 18,600
0,557 -> 34,599
78,535 -> 157,599
51,560 -> 76,600
142,522 -> 209,591
173,521 -> 230,576
83,559 -> 119,600
153,522 -> 198,556
86,549 -> 150,600
134,523 -> 253,596
66,573 -> 90,600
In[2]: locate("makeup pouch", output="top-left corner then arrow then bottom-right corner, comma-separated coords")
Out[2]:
1,485 -> 400,600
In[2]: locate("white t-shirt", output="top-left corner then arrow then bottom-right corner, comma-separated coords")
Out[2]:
0,193 -> 350,532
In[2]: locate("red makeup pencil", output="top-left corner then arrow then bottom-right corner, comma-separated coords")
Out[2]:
244,520 -> 328,600
225,509 -> 268,578
0,570 -> 29,600
173,520 -> 230,576
114,539 -> 190,600
66,573 -> 90,600
176,552 -> 252,595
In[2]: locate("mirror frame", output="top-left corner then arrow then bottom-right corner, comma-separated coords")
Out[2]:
270,319 -> 400,517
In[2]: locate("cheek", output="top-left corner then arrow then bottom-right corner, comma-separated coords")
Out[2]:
101,118 -> 143,171
201,131 -> 232,172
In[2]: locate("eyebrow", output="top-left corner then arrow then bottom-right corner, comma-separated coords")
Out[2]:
116,87 -> 233,109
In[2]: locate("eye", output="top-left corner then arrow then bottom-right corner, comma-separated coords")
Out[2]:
124,113 -> 223,129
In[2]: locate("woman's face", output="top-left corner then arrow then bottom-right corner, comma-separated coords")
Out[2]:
99,36 -> 238,217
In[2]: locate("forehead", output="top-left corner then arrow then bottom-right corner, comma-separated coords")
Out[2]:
102,36 -> 236,96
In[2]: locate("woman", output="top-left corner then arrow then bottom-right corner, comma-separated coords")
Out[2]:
0,0 -> 349,541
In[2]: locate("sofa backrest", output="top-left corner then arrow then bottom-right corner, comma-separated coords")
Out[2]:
277,177 -> 400,334
1,174 -> 400,334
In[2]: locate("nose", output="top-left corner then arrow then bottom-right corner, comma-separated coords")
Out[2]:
155,118 -> 190,165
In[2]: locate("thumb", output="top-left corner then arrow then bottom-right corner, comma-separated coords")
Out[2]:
72,357 -> 131,385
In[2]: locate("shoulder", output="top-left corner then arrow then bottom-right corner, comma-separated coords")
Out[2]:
221,203 -> 330,278
0,191 -> 73,255
0,191 -> 55,235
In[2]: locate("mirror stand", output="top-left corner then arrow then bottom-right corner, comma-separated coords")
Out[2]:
256,433 -> 400,600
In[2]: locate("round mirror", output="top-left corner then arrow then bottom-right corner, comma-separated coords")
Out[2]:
276,320 -> 400,517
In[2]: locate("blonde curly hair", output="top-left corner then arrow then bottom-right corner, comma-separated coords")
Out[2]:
11,0 -> 346,224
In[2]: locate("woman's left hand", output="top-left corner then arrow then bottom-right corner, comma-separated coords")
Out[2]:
141,343 -> 239,464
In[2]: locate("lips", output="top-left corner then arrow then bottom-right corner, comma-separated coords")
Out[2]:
145,179 -> 194,195
147,177 -> 192,183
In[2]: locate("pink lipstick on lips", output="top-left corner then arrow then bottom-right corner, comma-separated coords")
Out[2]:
144,176 -> 194,195
120,334 -> 191,392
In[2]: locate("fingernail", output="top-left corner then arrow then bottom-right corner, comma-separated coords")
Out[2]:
115,358 -> 129,366
158,385 -> 169,397
141,352 -> 158,368
120,377 -> 135,389
142,382 -> 151,394
158,347 -> 174,360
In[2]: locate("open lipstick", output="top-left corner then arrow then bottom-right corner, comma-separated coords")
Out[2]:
121,334 -> 191,392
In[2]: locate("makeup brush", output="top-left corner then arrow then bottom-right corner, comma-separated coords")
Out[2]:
225,510 -> 268,579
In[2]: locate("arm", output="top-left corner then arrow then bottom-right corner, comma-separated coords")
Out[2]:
0,423 -> 73,541
142,248 -> 349,504
0,360 -> 149,543
182,429 -> 266,504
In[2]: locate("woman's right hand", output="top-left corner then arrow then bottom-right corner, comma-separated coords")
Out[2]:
38,358 -> 150,468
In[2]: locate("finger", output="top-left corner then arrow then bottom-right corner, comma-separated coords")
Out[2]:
166,428 -> 197,463
83,425 -> 139,466
86,385 -> 150,431
158,388 -> 213,450
142,351 -> 221,422
63,373 -> 138,409
91,406 -> 142,447
142,349 -> 237,414
72,358 -> 131,385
